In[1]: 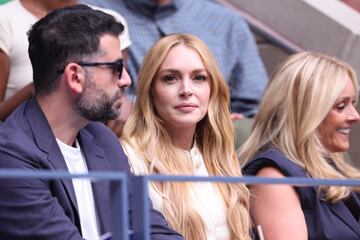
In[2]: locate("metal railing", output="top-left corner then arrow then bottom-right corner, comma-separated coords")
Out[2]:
1,170 -> 360,240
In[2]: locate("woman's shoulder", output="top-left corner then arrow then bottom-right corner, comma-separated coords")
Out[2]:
242,148 -> 307,178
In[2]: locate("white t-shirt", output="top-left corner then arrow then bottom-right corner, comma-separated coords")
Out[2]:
122,142 -> 231,240
0,0 -> 36,100
56,138 -> 100,240
0,0 -> 131,100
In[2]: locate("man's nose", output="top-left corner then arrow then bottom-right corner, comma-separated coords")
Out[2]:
117,68 -> 131,89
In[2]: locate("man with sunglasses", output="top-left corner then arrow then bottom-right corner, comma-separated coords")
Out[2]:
0,4 -> 183,240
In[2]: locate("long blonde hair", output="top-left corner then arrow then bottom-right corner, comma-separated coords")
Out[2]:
122,33 -> 251,239
239,51 -> 360,202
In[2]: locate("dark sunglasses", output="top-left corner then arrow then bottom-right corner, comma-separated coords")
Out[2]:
77,59 -> 124,79
58,59 -> 124,79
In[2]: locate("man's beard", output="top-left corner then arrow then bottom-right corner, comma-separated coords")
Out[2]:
75,77 -> 123,122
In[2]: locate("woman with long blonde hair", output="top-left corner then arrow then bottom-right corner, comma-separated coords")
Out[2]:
121,33 -> 251,240
240,51 -> 360,240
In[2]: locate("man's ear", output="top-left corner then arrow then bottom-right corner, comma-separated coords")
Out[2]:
63,63 -> 86,94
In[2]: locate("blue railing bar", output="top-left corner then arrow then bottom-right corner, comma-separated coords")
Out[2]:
0,169 -> 126,180
146,175 -> 360,187
3,170 -> 358,188
131,176 -> 150,240
111,179 -> 129,240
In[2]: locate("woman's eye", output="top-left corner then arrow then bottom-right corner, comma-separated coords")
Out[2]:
336,103 -> 346,111
162,75 -> 176,82
194,75 -> 207,81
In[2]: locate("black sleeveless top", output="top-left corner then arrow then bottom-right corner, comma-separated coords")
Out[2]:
243,148 -> 360,240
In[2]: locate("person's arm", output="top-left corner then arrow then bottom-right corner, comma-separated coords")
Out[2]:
0,51 -> 34,120
231,112 -> 244,120
229,17 -> 268,117
148,207 -> 184,240
0,50 -> 9,101
250,167 -> 307,240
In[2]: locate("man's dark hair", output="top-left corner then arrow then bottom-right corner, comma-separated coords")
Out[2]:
28,4 -> 124,95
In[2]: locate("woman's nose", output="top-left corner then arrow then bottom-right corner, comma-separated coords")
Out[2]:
179,79 -> 193,97
348,104 -> 360,123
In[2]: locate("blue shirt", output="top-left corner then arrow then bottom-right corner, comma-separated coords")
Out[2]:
83,0 -> 268,116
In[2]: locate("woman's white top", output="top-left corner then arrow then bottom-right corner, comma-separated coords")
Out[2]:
122,142 -> 230,240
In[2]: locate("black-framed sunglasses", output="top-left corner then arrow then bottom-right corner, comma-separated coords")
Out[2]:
58,59 -> 124,79
77,59 -> 124,79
